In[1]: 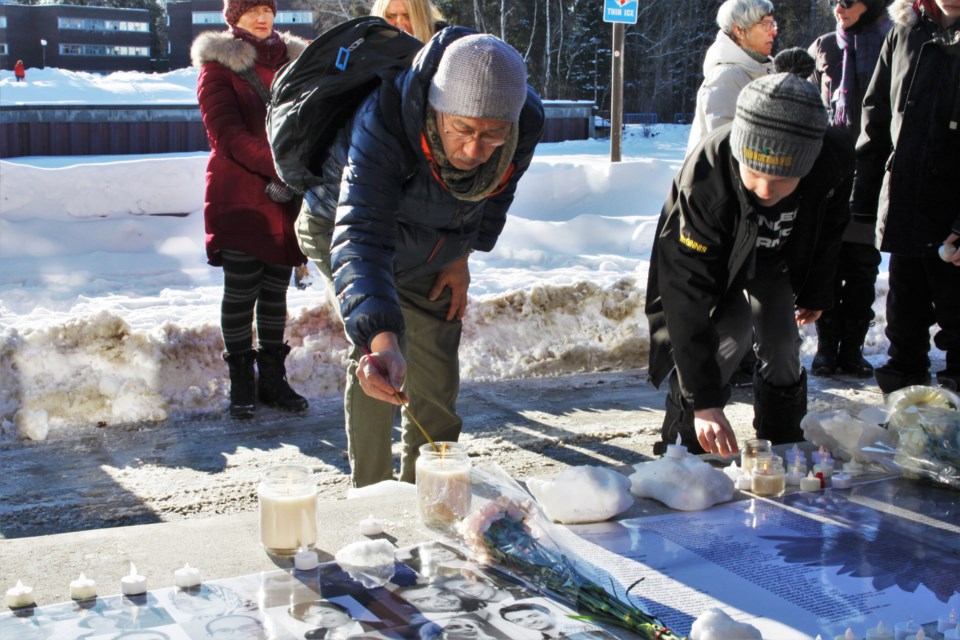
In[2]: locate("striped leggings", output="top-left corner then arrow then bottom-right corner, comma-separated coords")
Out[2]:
220,249 -> 293,354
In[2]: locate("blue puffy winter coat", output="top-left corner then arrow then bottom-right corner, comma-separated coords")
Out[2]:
303,28 -> 544,349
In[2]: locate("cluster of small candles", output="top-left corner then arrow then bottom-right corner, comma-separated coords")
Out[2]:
812,613 -> 960,640
730,444 -> 866,495
5,562 -> 203,608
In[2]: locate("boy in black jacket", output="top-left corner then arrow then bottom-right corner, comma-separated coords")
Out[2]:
646,49 -> 852,457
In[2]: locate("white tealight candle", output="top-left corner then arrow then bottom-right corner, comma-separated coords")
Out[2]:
944,624 -> 960,640
786,462 -> 806,486
294,545 -> 319,571
831,472 -> 852,489
5,580 -> 35,609
69,573 -> 97,600
894,620 -> 919,640
842,460 -> 864,476
865,621 -> 894,640
812,446 -> 829,464
120,563 -> 147,596
834,628 -> 858,640
800,472 -> 822,492
939,609 -> 958,633
736,474 -> 753,490
174,563 -> 201,589
904,628 -> 926,640
665,434 -> 688,459
813,460 -> 835,479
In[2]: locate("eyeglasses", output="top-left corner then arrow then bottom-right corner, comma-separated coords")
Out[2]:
439,112 -> 508,149
755,18 -> 778,32
830,0 -> 861,8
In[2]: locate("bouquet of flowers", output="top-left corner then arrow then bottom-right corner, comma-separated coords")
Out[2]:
870,385 -> 960,489
459,492 -> 684,640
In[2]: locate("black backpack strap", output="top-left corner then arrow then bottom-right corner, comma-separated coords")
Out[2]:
379,78 -> 418,181
238,68 -> 272,106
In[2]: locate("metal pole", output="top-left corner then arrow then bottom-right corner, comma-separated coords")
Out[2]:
610,23 -> 625,163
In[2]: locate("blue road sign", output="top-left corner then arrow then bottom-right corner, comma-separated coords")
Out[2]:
604,0 -> 639,24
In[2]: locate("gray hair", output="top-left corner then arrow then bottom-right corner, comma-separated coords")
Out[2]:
717,0 -> 775,35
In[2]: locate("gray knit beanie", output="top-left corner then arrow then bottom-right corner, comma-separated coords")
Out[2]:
730,48 -> 828,178
428,34 -> 528,122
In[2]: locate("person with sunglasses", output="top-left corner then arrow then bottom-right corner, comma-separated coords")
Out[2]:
686,0 -> 778,156
852,0 -> 960,393
295,31 -> 544,487
807,0 -> 891,380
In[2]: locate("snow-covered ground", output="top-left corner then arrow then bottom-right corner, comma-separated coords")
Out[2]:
0,67 -> 897,439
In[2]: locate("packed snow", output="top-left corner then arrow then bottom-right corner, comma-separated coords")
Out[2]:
0,67 -> 898,439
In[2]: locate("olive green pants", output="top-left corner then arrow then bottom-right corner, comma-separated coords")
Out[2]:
296,208 -> 463,487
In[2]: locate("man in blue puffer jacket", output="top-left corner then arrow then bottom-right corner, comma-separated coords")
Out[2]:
296,29 -> 544,487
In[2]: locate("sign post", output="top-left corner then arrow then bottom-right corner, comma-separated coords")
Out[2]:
603,0 -> 638,163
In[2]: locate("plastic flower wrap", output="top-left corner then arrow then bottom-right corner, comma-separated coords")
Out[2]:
457,466 -> 684,640
869,386 -> 960,489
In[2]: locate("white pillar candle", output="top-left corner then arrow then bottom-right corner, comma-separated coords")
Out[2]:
831,472 -> 853,489
69,573 -> 97,600
800,472 -> 822,491
939,609 -> 958,633
174,563 -> 201,589
294,545 -> 319,571
894,620 -> 919,640
5,580 -> 35,608
258,465 -> 318,555
416,442 -> 471,529
865,622 -> 894,640
120,563 -> 147,596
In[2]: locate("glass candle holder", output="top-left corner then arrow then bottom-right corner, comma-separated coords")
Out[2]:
416,442 -> 471,530
751,454 -> 786,497
258,465 -> 317,556
741,438 -> 773,474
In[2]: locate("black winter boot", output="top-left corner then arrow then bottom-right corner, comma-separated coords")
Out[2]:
223,350 -> 256,419
753,368 -> 807,445
256,343 -> 308,413
812,317 -> 839,377
653,373 -> 707,456
838,320 -> 873,378
874,364 -> 931,394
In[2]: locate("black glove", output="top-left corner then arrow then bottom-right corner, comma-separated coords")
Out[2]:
265,180 -> 298,204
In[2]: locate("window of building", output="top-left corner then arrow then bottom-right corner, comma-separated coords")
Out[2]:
275,10 -> 313,24
60,43 -> 150,57
0,43 -> 8,56
192,12 -> 222,24
58,17 -> 149,32
0,16 -> 7,28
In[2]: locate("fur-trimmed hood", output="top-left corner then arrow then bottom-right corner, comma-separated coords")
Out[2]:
888,0 -> 920,27
191,30 -> 307,72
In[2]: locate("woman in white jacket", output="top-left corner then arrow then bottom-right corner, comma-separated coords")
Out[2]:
686,0 -> 778,156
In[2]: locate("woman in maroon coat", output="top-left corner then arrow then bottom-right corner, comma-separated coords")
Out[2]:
191,0 -> 308,418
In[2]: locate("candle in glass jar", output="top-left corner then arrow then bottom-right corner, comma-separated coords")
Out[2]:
865,622 -> 894,640
5,581 -> 35,608
69,573 -> 97,600
258,465 -> 318,556
174,563 -> 201,588
939,608 -> 958,633
120,563 -> 147,596
741,438 -> 772,474
416,442 -> 471,529
751,455 -> 785,497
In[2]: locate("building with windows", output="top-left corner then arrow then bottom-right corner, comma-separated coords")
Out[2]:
167,0 -> 315,69
0,0 -> 153,73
